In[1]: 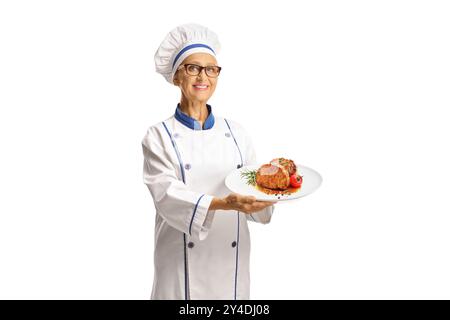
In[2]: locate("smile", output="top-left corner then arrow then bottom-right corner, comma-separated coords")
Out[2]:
193,84 -> 209,90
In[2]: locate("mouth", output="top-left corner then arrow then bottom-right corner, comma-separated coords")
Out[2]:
192,84 -> 209,91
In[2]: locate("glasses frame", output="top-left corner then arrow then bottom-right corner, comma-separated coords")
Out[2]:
178,63 -> 222,78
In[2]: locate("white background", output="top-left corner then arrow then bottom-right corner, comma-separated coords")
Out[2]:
1,0 -> 449,299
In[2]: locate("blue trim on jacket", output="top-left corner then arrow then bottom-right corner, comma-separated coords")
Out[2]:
162,121 -> 186,183
234,212 -> 240,300
175,103 -> 215,130
224,118 -> 243,167
189,194 -> 205,236
183,234 -> 189,300
161,121 -> 190,300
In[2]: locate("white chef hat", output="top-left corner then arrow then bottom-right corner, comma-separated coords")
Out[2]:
154,23 -> 221,84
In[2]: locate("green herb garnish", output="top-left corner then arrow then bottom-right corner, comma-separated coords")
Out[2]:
240,169 -> 257,186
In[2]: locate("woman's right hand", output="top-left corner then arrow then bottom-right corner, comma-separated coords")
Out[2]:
221,192 -> 277,214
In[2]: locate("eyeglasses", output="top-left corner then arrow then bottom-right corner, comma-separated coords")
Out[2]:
178,64 -> 222,78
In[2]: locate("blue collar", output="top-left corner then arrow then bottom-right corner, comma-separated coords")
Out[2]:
174,103 -> 215,130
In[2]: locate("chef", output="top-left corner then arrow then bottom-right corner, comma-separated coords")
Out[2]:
142,23 -> 277,300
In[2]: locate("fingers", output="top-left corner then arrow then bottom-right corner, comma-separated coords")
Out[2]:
231,193 -> 256,204
253,201 -> 274,210
226,193 -> 277,213
242,195 -> 256,204
242,200 -> 276,214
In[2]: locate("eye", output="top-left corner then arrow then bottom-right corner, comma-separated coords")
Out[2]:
187,65 -> 201,73
206,66 -> 220,75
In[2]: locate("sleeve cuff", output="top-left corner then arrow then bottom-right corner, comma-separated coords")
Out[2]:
199,210 -> 216,241
249,204 -> 274,224
188,193 -> 216,240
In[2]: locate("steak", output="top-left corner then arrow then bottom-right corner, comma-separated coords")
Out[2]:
270,158 -> 297,176
256,164 -> 290,190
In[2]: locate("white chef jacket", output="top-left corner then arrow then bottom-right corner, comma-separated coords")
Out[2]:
142,103 -> 275,300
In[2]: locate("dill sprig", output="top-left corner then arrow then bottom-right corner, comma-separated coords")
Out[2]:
240,169 -> 257,186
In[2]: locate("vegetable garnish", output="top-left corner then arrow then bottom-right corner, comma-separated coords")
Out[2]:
240,169 -> 257,186
289,174 -> 303,188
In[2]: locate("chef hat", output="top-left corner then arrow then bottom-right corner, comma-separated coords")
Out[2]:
154,23 -> 221,84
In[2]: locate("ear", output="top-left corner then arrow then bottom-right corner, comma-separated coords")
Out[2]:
172,71 -> 180,86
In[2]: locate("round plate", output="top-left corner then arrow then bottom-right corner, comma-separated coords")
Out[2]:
225,164 -> 322,202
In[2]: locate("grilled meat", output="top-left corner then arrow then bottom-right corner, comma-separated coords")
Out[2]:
270,158 -> 297,176
255,163 -> 290,190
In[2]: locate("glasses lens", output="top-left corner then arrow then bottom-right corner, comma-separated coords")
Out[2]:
205,66 -> 220,77
184,64 -> 221,77
186,64 -> 201,75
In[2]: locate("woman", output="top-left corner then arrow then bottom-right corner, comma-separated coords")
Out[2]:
142,23 -> 277,300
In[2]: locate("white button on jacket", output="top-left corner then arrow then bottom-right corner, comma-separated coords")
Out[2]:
142,104 -> 274,300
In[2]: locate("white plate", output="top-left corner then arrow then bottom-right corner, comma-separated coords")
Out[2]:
225,164 -> 322,202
